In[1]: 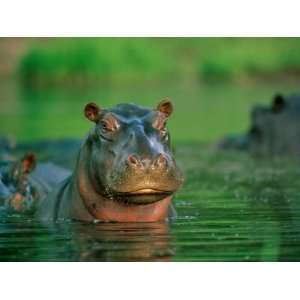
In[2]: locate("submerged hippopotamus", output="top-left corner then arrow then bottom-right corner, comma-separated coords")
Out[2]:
0,153 -> 71,213
0,153 -> 37,212
37,99 -> 184,222
219,93 -> 300,156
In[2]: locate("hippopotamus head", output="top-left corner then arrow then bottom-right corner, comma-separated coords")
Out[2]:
247,93 -> 300,155
83,99 -> 184,207
219,93 -> 300,156
0,153 -> 37,212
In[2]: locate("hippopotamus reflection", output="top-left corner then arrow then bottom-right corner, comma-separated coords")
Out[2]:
53,222 -> 174,261
219,93 -> 300,156
37,99 -> 184,222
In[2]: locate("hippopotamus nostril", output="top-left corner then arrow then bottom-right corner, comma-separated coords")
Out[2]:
127,155 -> 141,167
152,154 -> 167,169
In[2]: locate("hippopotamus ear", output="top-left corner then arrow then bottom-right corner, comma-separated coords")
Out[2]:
21,153 -> 36,174
272,94 -> 286,113
84,102 -> 101,122
156,98 -> 173,117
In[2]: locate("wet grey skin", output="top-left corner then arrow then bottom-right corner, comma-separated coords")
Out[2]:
37,99 -> 184,223
219,93 -> 300,156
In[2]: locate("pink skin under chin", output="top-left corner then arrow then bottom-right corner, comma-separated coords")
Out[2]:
89,196 -> 172,222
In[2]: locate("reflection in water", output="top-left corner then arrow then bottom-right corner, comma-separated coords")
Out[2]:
58,222 -> 174,261
0,217 -> 174,261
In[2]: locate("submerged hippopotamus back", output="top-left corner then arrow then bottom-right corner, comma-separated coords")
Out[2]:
219,93 -> 300,156
37,99 -> 184,222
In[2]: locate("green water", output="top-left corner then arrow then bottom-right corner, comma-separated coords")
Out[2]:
1,80 -> 300,261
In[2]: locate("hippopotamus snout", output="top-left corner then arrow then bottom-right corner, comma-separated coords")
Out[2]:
107,153 -> 183,199
107,139 -> 182,191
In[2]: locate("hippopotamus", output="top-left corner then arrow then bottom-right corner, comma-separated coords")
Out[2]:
0,153 -> 71,213
219,93 -> 300,156
0,153 -> 37,212
37,99 -> 184,223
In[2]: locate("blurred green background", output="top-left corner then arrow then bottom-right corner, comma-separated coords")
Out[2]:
1,37 -> 300,143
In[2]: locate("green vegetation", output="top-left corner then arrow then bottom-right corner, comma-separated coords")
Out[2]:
18,38 -> 178,86
18,38 -> 300,86
198,38 -> 300,81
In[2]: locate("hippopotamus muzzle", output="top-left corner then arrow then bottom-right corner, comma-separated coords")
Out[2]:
102,153 -> 183,204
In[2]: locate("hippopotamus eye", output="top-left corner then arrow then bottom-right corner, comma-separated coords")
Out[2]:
159,128 -> 169,141
153,116 -> 167,130
101,121 -> 110,132
101,120 -> 116,133
152,117 -> 168,140
99,113 -> 120,135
